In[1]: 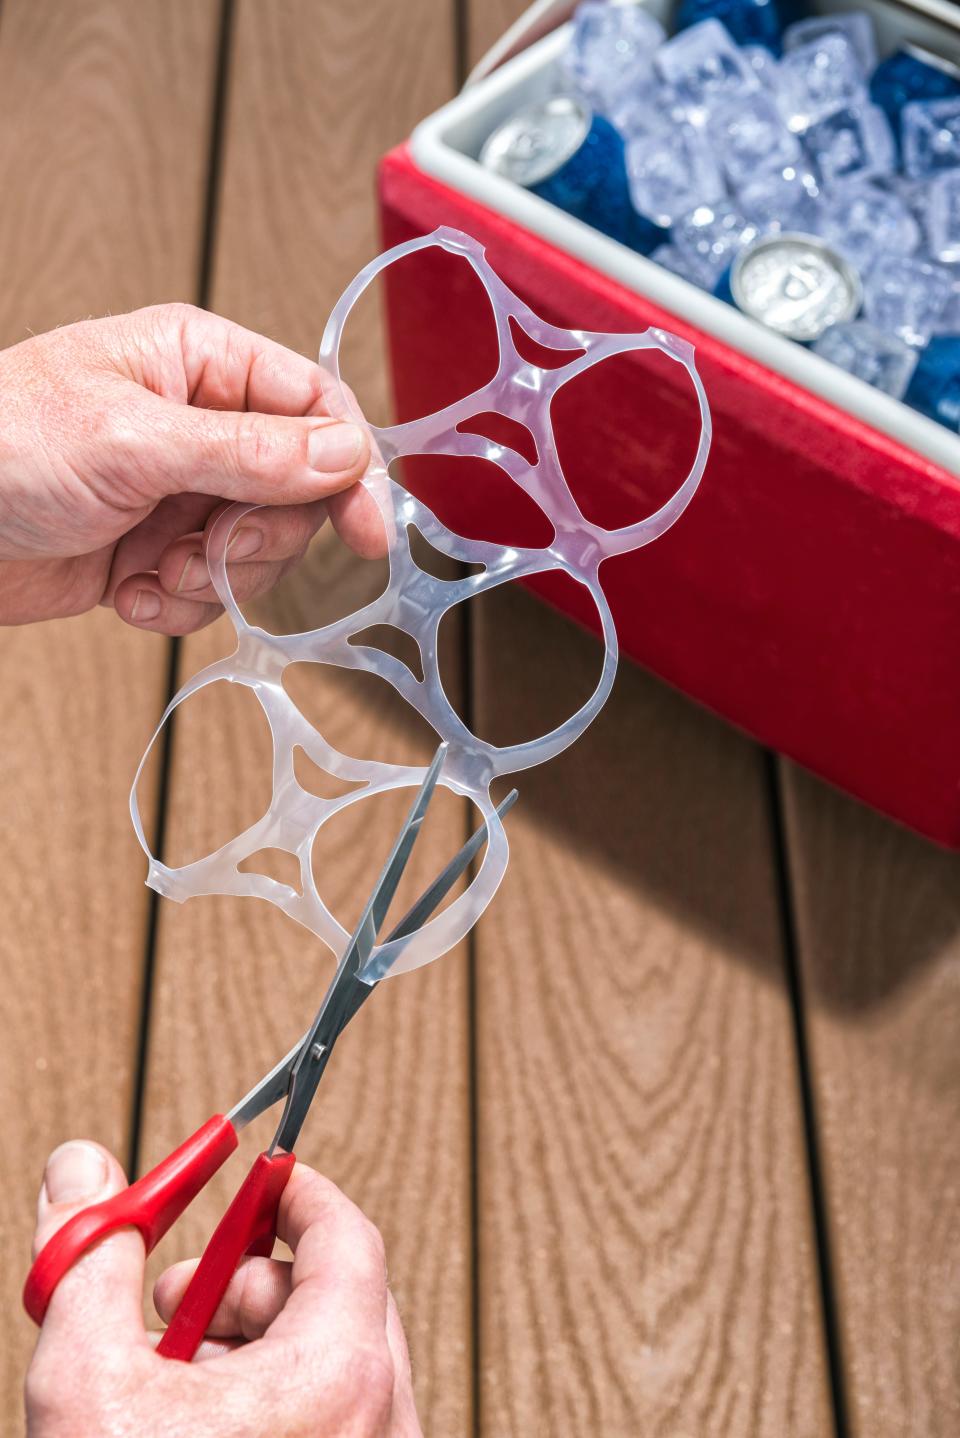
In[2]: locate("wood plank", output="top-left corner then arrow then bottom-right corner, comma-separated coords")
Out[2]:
782,763 -> 960,1437
137,4 -> 470,1433
0,0 -> 222,1420
473,587 -> 833,1436
466,0 -> 534,70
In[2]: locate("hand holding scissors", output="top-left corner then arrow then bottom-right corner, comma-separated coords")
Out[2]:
25,745 -> 516,1362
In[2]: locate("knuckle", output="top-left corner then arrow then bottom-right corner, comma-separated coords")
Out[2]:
348,1343 -> 395,1427
234,415 -> 290,477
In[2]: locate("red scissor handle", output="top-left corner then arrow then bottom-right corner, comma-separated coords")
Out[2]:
23,1114 -> 238,1326
157,1149 -> 296,1361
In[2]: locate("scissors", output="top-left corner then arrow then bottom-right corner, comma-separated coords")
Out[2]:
24,744 -> 516,1362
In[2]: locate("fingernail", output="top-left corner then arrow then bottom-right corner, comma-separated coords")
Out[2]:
44,1142 -> 108,1205
227,526 -> 263,560
308,422 -> 363,473
175,555 -> 208,593
131,590 -> 161,622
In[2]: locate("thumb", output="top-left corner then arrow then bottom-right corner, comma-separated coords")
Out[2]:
124,389 -> 370,506
31,1140 -> 147,1356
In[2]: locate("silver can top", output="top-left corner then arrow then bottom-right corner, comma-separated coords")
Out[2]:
731,234 -> 862,343
480,95 -> 592,188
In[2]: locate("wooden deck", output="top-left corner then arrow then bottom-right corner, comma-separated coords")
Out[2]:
1,4 -> 957,1435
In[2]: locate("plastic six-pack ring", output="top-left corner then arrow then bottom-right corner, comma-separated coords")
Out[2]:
130,227 -> 712,983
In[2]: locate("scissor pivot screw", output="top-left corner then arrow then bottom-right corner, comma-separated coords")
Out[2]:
310,1043 -> 326,1061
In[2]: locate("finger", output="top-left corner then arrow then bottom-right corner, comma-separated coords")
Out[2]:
119,386 -> 370,507
113,573 -> 222,635
154,1255 -> 293,1340
101,493 -> 218,605
153,306 -> 336,419
158,553 -> 294,607
386,1291 -> 423,1436
328,484 -> 390,559
157,499 -> 327,596
31,1141 -> 147,1358
263,1165 -> 390,1348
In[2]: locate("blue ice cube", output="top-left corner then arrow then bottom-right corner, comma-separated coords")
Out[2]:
738,164 -> 821,234
713,91 -> 800,189
870,48 -> 960,150
901,97 -> 960,178
783,14 -> 877,76
656,19 -> 758,125
671,202 -> 760,285
776,34 -> 868,134
803,104 -> 895,186
817,181 -> 920,273
863,253 -> 953,347
625,120 -> 726,226
564,2 -> 666,115
927,170 -> 960,264
812,320 -> 918,399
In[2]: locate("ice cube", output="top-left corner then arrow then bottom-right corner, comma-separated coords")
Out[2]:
812,320 -> 918,399
783,14 -> 877,77
610,81 -> 685,139
803,104 -> 895,186
776,34 -> 868,134
671,202 -> 760,285
817,181 -> 920,273
713,91 -> 801,189
901,97 -> 960,178
863,253 -> 953,347
564,1 -> 666,114
625,121 -> 726,227
655,19 -> 757,126
870,48 -> 960,149
934,273 -> 960,335
649,242 -> 713,288
927,170 -> 960,263
738,164 -> 822,235
742,45 -> 779,91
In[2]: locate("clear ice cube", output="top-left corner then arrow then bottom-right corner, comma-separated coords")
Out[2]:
934,274 -> 960,335
901,97 -> 960,178
742,45 -> 779,91
649,242 -> 712,288
776,34 -> 868,134
927,170 -> 960,263
783,14 -> 878,77
737,164 -> 822,236
655,18 -> 757,125
625,121 -> 726,227
713,91 -> 801,189
812,320 -> 918,399
564,1 -> 666,114
817,181 -> 921,273
803,104 -> 895,186
670,202 -> 759,285
862,253 -> 953,347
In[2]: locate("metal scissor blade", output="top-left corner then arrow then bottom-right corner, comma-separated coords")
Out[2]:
357,788 -> 518,983
234,786 -> 518,1145
267,745 -> 448,1153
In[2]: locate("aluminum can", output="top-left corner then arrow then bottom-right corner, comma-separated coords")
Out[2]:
730,233 -> 862,343
480,94 -> 663,254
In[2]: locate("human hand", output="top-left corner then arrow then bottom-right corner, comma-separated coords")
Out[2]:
0,304 -> 384,630
25,1140 -> 422,1437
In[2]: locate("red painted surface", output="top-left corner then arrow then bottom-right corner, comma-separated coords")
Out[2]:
378,142 -> 960,847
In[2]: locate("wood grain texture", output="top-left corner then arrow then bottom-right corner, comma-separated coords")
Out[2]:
138,3 -> 470,1432
466,0 -> 537,69
782,763 -> 960,1438
473,587 -> 833,1437
0,0 -> 221,1421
